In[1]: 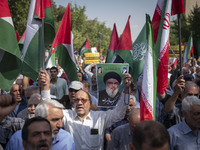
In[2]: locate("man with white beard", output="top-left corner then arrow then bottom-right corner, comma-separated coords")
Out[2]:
99,72 -> 121,107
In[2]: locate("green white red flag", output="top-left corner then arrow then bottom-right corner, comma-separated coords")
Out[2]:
80,38 -> 91,56
0,0 -> 21,91
169,57 -> 177,68
21,0 -> 55,81
183,33 -> 193,64
106,23 -> 119,63
140,14 -> 157,121
156,0 -> 172,95
115,16 -> 134,77
51,3 -> 78,81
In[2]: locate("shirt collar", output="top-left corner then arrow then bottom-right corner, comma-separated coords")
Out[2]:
181,120 -> 193,134
52,129 -> 61,145
73,111 -> 92,121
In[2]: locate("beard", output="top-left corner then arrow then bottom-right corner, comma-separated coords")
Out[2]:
106,87 -> 119,98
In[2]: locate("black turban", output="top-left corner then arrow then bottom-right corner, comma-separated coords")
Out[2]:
103,72 -> 121,84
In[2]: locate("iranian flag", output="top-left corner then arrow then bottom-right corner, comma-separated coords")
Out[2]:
80,38 -> 91,56
115,16 -> 134,77
183,33 -> 193,64
169,58 -> 177,68
106,23 -> 119,63
156,0 -> 172,95
0,0 -> 21,91
51,3 -> 78,81
21,0 -> 55,81
140,14 -> 157,121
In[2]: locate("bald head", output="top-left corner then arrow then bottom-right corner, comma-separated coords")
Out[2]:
128,108 -> 140,132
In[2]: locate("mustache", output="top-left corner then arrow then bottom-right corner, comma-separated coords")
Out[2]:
36,141 -> 51,149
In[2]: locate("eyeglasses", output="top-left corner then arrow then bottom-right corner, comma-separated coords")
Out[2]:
74,99 -> 89,104
69,89 -> 79,93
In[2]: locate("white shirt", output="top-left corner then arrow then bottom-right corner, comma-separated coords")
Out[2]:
62,93 -> 128,150
41,90 -> 128,150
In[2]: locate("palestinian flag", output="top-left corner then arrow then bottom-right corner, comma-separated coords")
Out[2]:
105,23 -> 119,63
16,30 -> 20,42
52,3 -> 78,81
156,0 -> 172,95
140,14 -> 157,121
183,33 -> 193,64
21,0 -> 55,81
0,0 -> 21,91
115,16 -> 134,77
46,48 -> 56,68
80,38 -> 91,56
171,0 -> 185,16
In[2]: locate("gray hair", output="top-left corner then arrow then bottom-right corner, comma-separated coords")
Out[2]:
185,81 -> 199,91
29,93 -> 41,101
35,99 -> 64,118
129,95 -> 136,103
25,85 -> 40,94
182,96 -> 200,113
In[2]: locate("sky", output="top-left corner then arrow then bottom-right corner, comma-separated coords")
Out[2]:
54,0 -> 158,42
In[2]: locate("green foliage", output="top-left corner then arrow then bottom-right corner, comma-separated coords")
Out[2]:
7,0 -> 30,35
7,0 -> 112,54
170,3 -> 200,57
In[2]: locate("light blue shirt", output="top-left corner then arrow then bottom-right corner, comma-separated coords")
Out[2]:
5,129 -> 75,150
168,120 -> 200,150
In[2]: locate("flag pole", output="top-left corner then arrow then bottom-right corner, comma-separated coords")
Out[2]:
42,18 -> 45,70
169,46 -> 179,60
178,14 -> 182,74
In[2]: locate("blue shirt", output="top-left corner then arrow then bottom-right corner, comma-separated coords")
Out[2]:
5,129 -> 75,150
168,120 -> 200,150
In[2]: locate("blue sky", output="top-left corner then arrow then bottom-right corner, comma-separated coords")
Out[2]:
54,0 -> 157,42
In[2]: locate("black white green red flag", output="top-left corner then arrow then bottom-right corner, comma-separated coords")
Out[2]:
51,3 -> 78,82
80,38 -> 91,56
0,0 -> 21,91
140,14 -> 157,121
106,23 -> 119,63
21,0 -> 55,81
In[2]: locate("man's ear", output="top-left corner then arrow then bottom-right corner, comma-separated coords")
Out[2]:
129,143 -> 136,150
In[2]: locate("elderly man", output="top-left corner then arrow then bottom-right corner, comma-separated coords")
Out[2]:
168,96 -> 200,150
130,120 -> 170,150
107,108 -> 140,150
99,72 -> 122,106
161,78 -> 199,128
5,99 -> 75,150
22,117 -> 52,150
39,70 -> 132,150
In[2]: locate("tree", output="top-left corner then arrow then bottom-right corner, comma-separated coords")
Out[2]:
7,0 -> 30,36
188,3 -> 200,57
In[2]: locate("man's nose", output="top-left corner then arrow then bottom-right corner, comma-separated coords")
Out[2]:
57,119 -> 63,128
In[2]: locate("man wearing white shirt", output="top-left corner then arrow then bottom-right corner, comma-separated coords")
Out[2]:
39,70 -> 132,150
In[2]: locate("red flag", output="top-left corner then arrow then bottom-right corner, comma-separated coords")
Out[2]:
34,0 -> 52,19
16,30 -> 20,42
171,0 -> 185,16
0,0 -> 11,18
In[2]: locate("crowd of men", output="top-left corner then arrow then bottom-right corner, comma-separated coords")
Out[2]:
0,56 -> 200,150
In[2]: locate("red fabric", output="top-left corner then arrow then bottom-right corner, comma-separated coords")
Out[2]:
116,16 -> 132,50
0,0 -> 11,18
171,0 -> 185,16
140,94 -> 153,121
34,0 -> 52,19
52,3 -> 71,46
16,30 -> 20,42
109,23 -> 119,51
61,72 -> 69,84
85,38 -> 91,49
